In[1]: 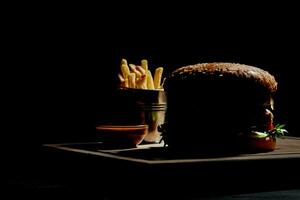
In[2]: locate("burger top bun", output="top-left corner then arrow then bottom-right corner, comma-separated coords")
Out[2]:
167,62 -> 277,93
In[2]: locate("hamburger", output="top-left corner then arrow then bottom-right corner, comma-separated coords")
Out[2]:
163,62 -> 286,152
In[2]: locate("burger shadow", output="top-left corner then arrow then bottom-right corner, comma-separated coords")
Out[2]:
60,142 -> 244,160
114,145 -> 244,160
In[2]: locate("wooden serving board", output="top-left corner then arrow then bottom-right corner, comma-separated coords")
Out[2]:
43,137 -> 300,196
44,137 -> 300,165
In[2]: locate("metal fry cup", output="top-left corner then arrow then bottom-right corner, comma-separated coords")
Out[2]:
116,88 -> 167,143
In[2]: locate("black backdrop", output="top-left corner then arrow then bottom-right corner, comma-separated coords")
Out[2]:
5,12 -> 299,159
4,7 -> 300,197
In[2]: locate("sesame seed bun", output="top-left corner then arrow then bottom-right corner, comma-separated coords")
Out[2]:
167,62 -> 277,93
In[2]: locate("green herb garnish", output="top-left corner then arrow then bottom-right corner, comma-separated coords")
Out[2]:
249,124 -> 288,139
268,124 -> 288,139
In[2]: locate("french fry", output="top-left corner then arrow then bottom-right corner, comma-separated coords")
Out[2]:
124,77 -> 129,88
154,67 -> 164,89
129,64 -> 142,78
146,70 -> 155,90
136,65 -> 146,75
135,64 -> 147,89
136,75 -> 147,89
128,73 -> 136,88
141,59 -> 148,71
141,60 -> 151,89
118,73 -> 125,87
118,73 -> 125,82
120,64 -> 130,79
121,58 -> 128,66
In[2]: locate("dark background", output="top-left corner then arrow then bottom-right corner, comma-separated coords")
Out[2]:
4,4 -> 299,149
6,20 -> 299,150
12,32 -> 298,142
4,7 -> 300,197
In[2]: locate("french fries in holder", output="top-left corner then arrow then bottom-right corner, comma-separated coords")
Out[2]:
117,58 -> 167,143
